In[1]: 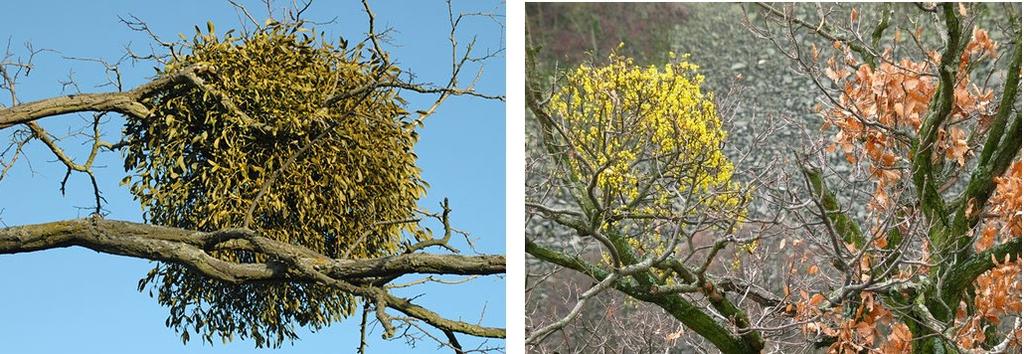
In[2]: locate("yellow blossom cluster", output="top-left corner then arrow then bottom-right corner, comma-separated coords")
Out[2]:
551,51 -> 742,215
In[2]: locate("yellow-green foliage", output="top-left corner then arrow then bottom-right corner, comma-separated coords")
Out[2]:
551,51 -> 742,218
123,22 -> 424,347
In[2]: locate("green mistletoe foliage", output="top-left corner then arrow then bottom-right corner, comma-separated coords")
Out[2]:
122,21 -> 425,347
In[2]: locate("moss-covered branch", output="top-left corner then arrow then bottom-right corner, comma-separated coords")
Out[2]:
526,239 -> 759,354
941,237 -> 1022,309
800,165 -> 865,247
913,3 -> 967,233
955,37 -> 1022,232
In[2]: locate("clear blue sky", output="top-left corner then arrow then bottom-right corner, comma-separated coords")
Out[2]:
0,1 -> 505,353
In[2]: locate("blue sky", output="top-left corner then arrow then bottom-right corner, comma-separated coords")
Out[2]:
0,1 -> 505,353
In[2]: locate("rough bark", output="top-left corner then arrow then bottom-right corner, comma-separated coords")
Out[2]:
527,239 -> 760,354
0,217 -> 506,338
0,65 -> 203,128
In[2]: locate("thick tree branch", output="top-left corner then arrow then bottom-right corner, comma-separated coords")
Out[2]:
0,218 -> 504,279
0,92 -> 147,129
913,3 -> 964,231
941,237 -> 1022,307
0,65 -> 207,129
526,238 -> 758,354
957,39 -> 1022,228
0,217 -> 505,338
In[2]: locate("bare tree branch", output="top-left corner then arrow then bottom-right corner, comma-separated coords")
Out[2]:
0,217 -> 505,338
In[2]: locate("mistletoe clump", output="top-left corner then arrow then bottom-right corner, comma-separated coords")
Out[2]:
122,21 -> 425,347
547,50 -> 749,266
551,51 -> 745,223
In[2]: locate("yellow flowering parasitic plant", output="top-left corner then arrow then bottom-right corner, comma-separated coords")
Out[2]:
549,51 -> 747,258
